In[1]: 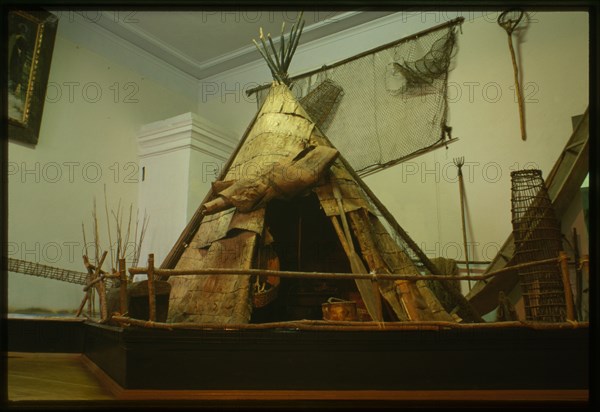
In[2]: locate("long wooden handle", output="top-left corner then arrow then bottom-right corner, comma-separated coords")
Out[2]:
457,173 -> 471,291
507,34 -> 526,141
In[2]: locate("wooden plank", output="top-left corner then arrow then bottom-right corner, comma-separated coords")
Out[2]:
8,353 -> 113,401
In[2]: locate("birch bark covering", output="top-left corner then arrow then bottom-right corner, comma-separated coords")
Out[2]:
168,82 -> 453,324
169,83 -> 316,324
203,145 -> 338,215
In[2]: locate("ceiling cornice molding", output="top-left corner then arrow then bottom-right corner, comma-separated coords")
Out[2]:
90,12 -> 206,76
52,11 -> 200,100
91,10 -> 397,80
199,11 -> 430,83
187,11 -> 366,71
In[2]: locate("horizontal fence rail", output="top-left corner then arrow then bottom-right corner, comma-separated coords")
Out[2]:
128,256 -> 563,283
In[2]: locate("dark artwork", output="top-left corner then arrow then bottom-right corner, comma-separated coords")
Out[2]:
8,10 -> 58,145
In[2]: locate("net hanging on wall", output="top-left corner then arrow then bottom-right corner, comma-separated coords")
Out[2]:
250,18 -> 463,176
510,169 -> 566,322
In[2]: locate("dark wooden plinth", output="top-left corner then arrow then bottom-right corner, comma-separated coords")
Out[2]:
6,317 -> 85,353
82,322 -> 589,391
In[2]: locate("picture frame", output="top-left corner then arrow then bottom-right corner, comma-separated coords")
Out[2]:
8,9 -> 58,146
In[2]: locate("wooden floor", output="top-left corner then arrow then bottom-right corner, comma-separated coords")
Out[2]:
7,352 -> 114,401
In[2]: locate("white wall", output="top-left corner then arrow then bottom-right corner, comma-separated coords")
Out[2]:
8,10 -> 588,314
197,11 -> 589,297
7,16 -> 197,311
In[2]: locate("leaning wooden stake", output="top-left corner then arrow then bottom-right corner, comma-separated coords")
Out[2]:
83,252 -> 108,321
331,178 -> 382,322
75,293 -> 89,317
147,253 -> 156,322
319,133 -> 484,323
559,251 -> 576,321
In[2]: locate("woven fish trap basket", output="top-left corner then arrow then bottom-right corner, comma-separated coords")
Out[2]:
510,169 -> 566,322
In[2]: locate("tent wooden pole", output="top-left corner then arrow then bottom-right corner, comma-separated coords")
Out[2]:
331,177 -> 382,321
330,216 -> 351,256
315,132 -> 483,322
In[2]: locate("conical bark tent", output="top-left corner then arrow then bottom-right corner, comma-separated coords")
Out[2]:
163,16 -> 476,325
166,82 -> 454,324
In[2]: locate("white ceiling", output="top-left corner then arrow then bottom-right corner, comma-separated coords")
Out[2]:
87,10 -> 396,79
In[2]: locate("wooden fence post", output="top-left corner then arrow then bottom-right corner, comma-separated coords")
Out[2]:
119,258 -> 127,315
559,252 -> 576,321
147,254 -> 156,322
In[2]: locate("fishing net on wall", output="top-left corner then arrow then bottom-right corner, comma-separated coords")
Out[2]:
251,19 -> 462,176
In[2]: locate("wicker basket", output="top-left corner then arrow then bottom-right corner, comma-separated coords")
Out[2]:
510,169 -> 566,322
252,285 -> 279,308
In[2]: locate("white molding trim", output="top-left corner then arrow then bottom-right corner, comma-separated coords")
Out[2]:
138,112 -> 238,161
89,10 -> 395,80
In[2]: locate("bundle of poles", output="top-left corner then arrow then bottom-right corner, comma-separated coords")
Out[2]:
252,12 -> 305,86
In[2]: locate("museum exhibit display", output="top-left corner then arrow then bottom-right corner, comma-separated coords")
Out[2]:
5,8 -> 590,407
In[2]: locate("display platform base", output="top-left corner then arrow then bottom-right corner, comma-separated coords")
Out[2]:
81,321 -> 589,392
6,316 -> 589,398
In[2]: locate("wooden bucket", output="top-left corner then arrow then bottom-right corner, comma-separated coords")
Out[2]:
322,297 -> 358,321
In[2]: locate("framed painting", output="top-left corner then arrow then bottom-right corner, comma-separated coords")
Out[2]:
8,9 -> 58,146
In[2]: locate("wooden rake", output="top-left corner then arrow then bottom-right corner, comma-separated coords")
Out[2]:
454,156 -> 472,291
